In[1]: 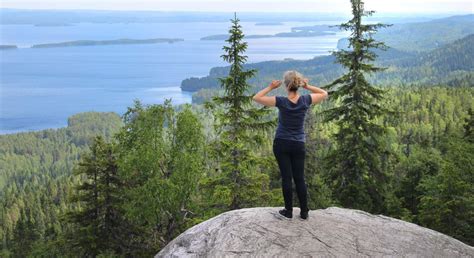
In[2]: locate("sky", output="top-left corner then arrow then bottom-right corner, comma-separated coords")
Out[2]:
1,0 -> 472,14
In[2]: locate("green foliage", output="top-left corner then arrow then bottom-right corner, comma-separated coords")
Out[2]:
10,208 -> 41,257
393,147 -> 443,222
463,107 -> 474,143
319,0 -> 393,213
114,100 -> 206,255
382,86 -> 474,245
417,135 -> 474,245
0,112 -> 122,257
304,107 -> 337,209
2,86 -> 473,255
63,135 -> 131,257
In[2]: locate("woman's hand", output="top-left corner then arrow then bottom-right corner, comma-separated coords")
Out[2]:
269,80 -> 282,89
253,80 -> 281,106
302,78 -> 309,89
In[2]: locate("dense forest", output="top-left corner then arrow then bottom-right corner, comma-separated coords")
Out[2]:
1,85 -> 473,256
1,2 -> 473,257
0,112 -> 124,256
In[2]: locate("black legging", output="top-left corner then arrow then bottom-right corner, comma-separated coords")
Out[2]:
273,138 -> 308,212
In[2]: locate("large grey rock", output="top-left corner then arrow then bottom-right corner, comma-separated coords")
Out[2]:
156,207 -> 474,257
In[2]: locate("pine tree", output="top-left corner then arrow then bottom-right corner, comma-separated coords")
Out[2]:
63,135 -> 131,256
320,0 -> 395,213
202,13 -> 275,211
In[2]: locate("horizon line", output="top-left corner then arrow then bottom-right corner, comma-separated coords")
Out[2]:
1,7 -> 472,16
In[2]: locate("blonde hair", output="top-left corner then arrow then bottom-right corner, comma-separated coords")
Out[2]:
283,70 -> 305,92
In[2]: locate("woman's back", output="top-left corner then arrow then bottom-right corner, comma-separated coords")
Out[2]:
275,94 -> 312,142
252,70 -> 327,220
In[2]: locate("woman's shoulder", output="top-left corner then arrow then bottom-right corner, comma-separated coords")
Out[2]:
275,95 -> 286,108
303,94 -> 312,106
276,94 -> 311,108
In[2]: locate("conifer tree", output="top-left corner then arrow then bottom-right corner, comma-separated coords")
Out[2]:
202,13 -> 275,211
10,208 -> 40,257
320,0 -> 394,213
63,135 -> 131,256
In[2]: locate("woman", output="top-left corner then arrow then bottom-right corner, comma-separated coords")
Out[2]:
252,70 -> 328,220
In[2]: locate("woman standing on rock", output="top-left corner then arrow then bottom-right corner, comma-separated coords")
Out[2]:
252,70 -> 328,220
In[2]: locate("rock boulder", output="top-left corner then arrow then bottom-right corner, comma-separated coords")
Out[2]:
156,207 -> 473,257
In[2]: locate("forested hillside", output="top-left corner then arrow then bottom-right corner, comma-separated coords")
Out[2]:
336,14 -> 474,52
371,34 -> 474,86
371,14 -> 474,52
0,112 -> 123,257
185,33 -> 473,104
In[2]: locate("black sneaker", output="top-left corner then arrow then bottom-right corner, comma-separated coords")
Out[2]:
278,208 -> 293,219
300,208 -> 309,220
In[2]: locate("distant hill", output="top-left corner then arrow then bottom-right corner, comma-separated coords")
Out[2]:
0,45 -> 17,50
338,14 -> 474,52
418,34 -> 474,71
31,38 -> 183,48
370,34 -> 474,86
182,33 -> 474,103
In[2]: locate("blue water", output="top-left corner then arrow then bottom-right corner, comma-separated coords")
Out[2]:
0,21 -> 346,134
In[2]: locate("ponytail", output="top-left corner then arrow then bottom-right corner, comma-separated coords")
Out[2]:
284,70 -> 305,92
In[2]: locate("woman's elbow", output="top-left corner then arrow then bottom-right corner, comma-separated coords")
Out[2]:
322,91 -> 329,99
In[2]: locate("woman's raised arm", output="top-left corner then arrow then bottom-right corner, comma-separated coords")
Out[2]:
252,80 -> 281,107
303,79 -> 328,104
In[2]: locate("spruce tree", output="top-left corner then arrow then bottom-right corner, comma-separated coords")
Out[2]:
202,13 -> 275,211
320,0 -> 394,213
63,135 -> 131,256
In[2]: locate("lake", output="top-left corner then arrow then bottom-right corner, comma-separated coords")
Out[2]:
0,21 -> 346,134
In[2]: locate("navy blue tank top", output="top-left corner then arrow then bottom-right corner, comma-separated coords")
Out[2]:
274,94 -> 312,142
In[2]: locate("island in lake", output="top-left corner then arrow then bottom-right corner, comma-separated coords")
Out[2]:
0,45 -> 18,50
201,24 -> 338,40
201,31 -> 335,40
201,34 -> 273,40
255,22 -> 284,26
31,38 -> 184,48
34,23 -> 74,27
274,31 -> 336,37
